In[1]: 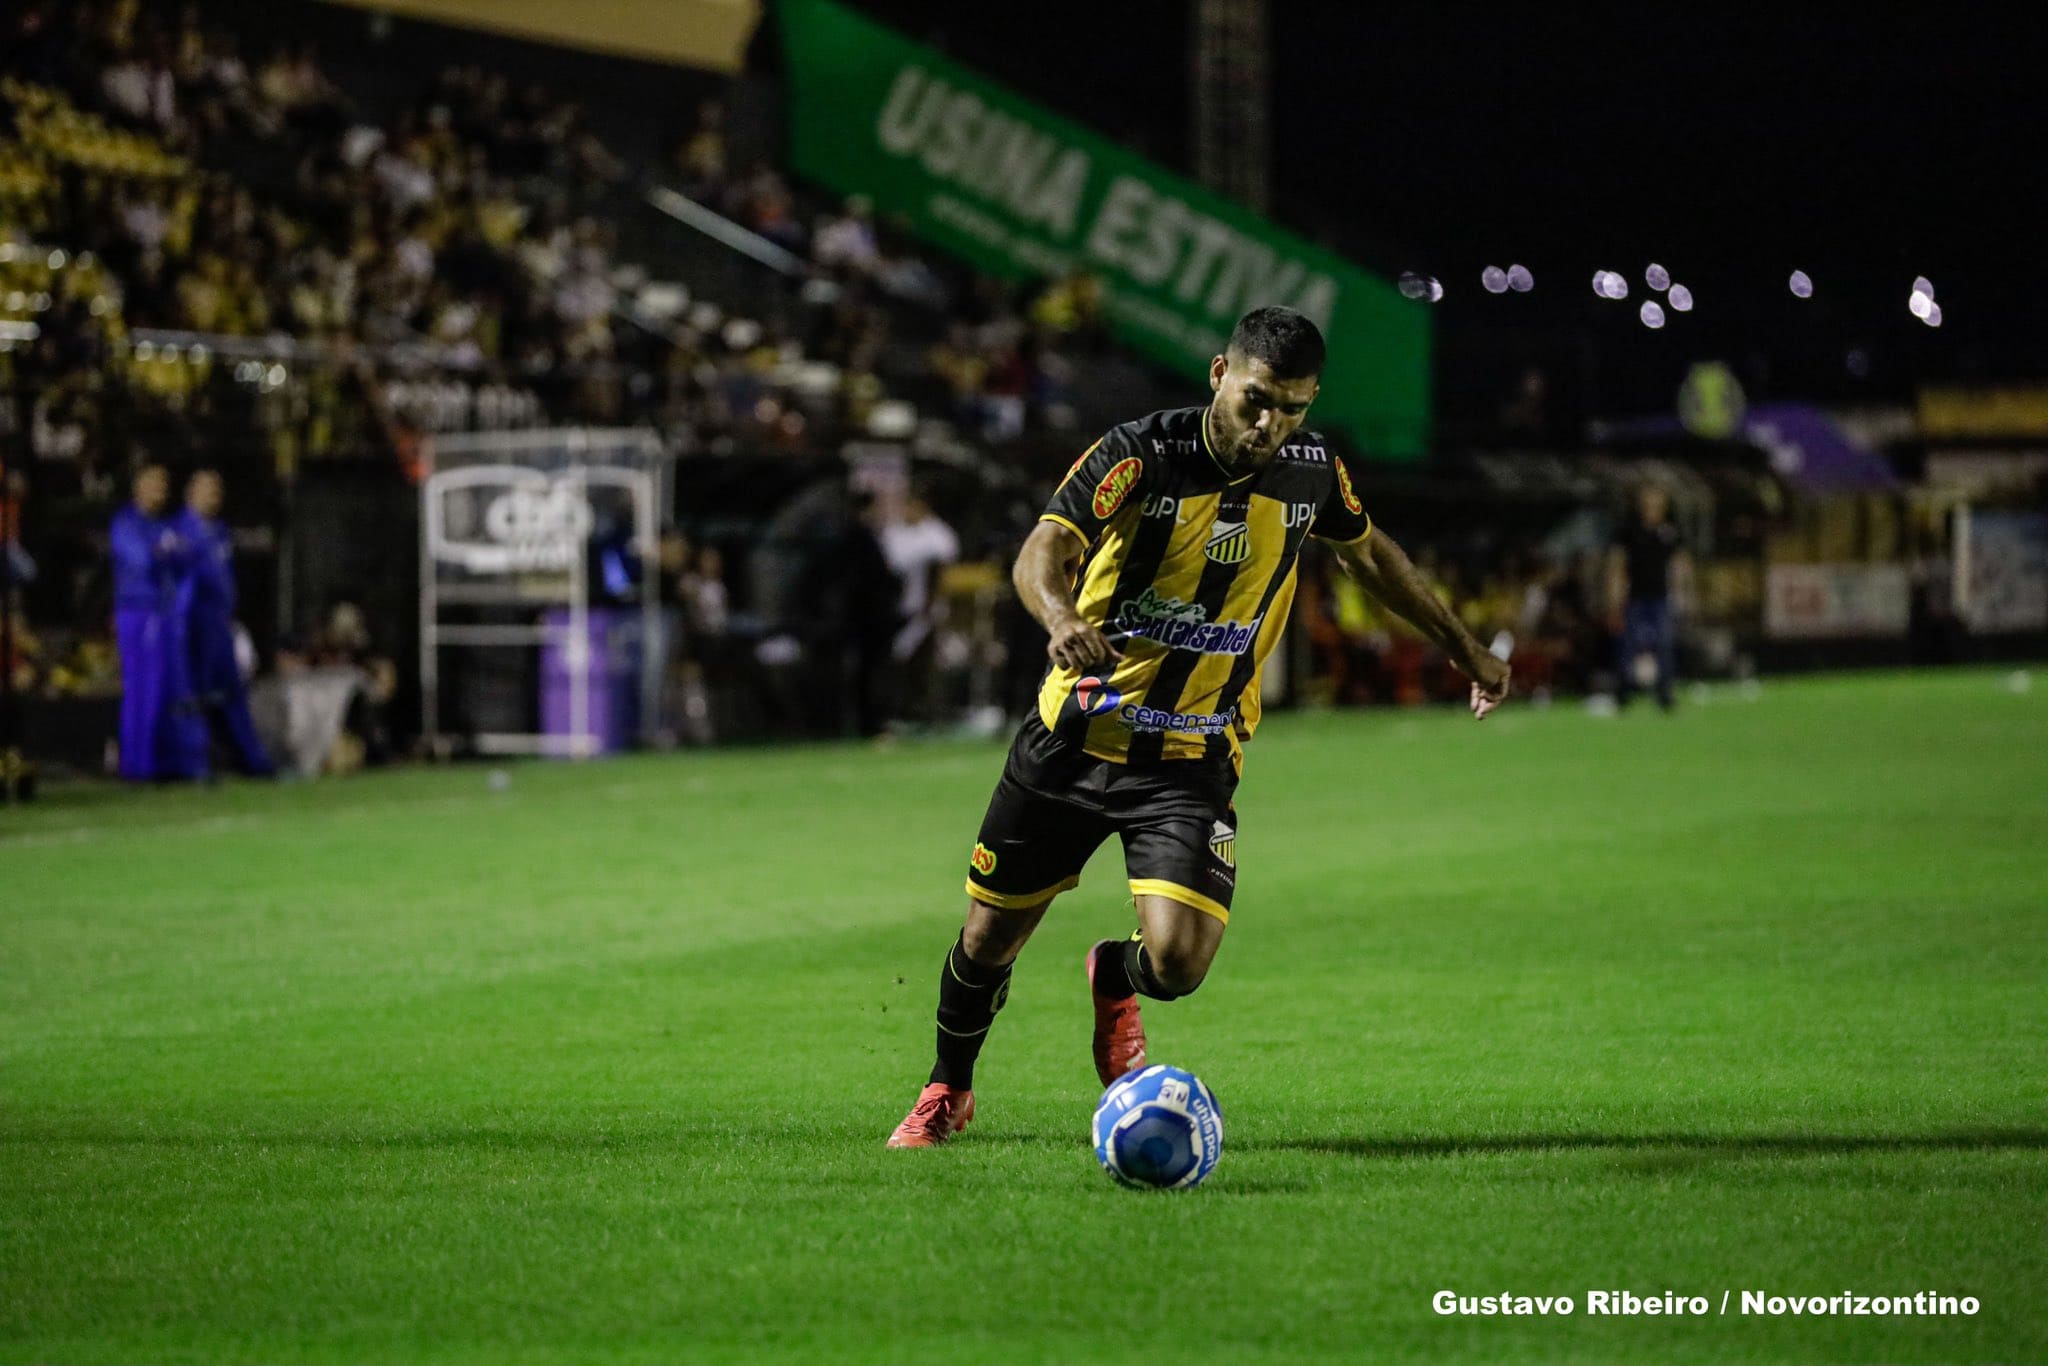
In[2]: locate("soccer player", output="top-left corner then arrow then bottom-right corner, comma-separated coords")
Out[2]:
176,469 -> 275,776
887,306 -> 1512,1147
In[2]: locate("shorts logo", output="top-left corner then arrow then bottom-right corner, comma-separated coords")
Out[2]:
1204,520 -> 1251,565
970,842 -> 998,875
1075,675 -> 1123,716
1334,456 -> 1363,516
1091,456 -> 1143,519
1208,820 -> 1236,869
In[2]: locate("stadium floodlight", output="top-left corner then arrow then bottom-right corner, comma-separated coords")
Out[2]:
1481,266 -> 1509,293
1789,270 -> 1814,297
1640,300 -> 1666,328
1398,271 -> 1444,302
1668,284 -> 1694,312
1645,263 -> 1670,291
1506,264 -> 1534,292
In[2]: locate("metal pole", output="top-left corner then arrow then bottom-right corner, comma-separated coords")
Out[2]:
419,448 -> 439,755
1,353 -> 23,800
635,464 -> 658,748
0,455 -> 17,800
568,451 -> 590,758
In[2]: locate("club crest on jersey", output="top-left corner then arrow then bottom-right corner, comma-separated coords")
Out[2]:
1334,456 -> 1363,516
1075,675 -> 1123,716
970,842 -> 998,875
1204,520 -> 1251,565
1091,456 -> 1143,519
1062,438 -> 1101,486
1208,819 -> 1236,869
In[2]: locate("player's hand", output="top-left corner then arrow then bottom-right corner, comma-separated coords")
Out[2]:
1047,616 -> 1122,672
1467,653 -> 1510,720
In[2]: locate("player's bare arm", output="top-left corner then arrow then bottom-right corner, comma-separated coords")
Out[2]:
1334,528 -> 1510,714
1012,520 -> 1123,672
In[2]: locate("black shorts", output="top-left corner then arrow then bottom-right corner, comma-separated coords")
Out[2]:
965,715 -> 1240,923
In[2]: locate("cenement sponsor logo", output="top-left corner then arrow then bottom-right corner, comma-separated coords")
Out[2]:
1116,704 -> 1237,737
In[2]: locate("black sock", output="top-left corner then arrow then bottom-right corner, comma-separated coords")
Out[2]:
929,934 -> 1013,1090
1091,929 -> 1143,999
1122,937 -> 1187,1002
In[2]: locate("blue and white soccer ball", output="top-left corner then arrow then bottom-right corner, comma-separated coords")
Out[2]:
1092,1065 -> 1224,1190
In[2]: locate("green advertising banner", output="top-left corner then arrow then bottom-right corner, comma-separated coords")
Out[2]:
780,0 -> 1430,459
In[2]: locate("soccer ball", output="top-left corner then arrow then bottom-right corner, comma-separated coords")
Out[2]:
1092,1065 -> 1224,1189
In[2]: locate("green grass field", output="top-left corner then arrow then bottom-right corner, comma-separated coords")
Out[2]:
4,668 -> 2046,1365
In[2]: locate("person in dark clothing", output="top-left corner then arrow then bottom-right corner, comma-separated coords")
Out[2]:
841,492 -> 902,738
1605,484 -> 1691,711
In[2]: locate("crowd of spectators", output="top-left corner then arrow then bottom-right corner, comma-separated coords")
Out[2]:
0,0 -> 1672,758
672,99 -> 1098,443
1296,541 -> 1615,709
4,1 -> 1110,500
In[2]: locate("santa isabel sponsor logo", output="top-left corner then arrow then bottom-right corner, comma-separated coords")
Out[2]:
1091,456 -> 1143,519
1110,587 -> 1262,655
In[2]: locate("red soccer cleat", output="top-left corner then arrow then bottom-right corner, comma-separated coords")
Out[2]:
885,1082 -> 975,1148
1086,939 -> 1148,1086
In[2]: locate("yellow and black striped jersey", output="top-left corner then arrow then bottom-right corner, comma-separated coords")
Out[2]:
1036,404 -> 1372,768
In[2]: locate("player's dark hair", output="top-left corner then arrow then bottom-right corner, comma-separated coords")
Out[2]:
1227,306 -> 1326,380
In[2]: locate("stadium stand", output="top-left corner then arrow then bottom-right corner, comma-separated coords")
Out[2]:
2,0 -> 2037,775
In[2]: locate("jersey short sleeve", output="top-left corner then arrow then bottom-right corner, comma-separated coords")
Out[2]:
1040,430 -> 1149,547
1310,453 -> 1372,544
